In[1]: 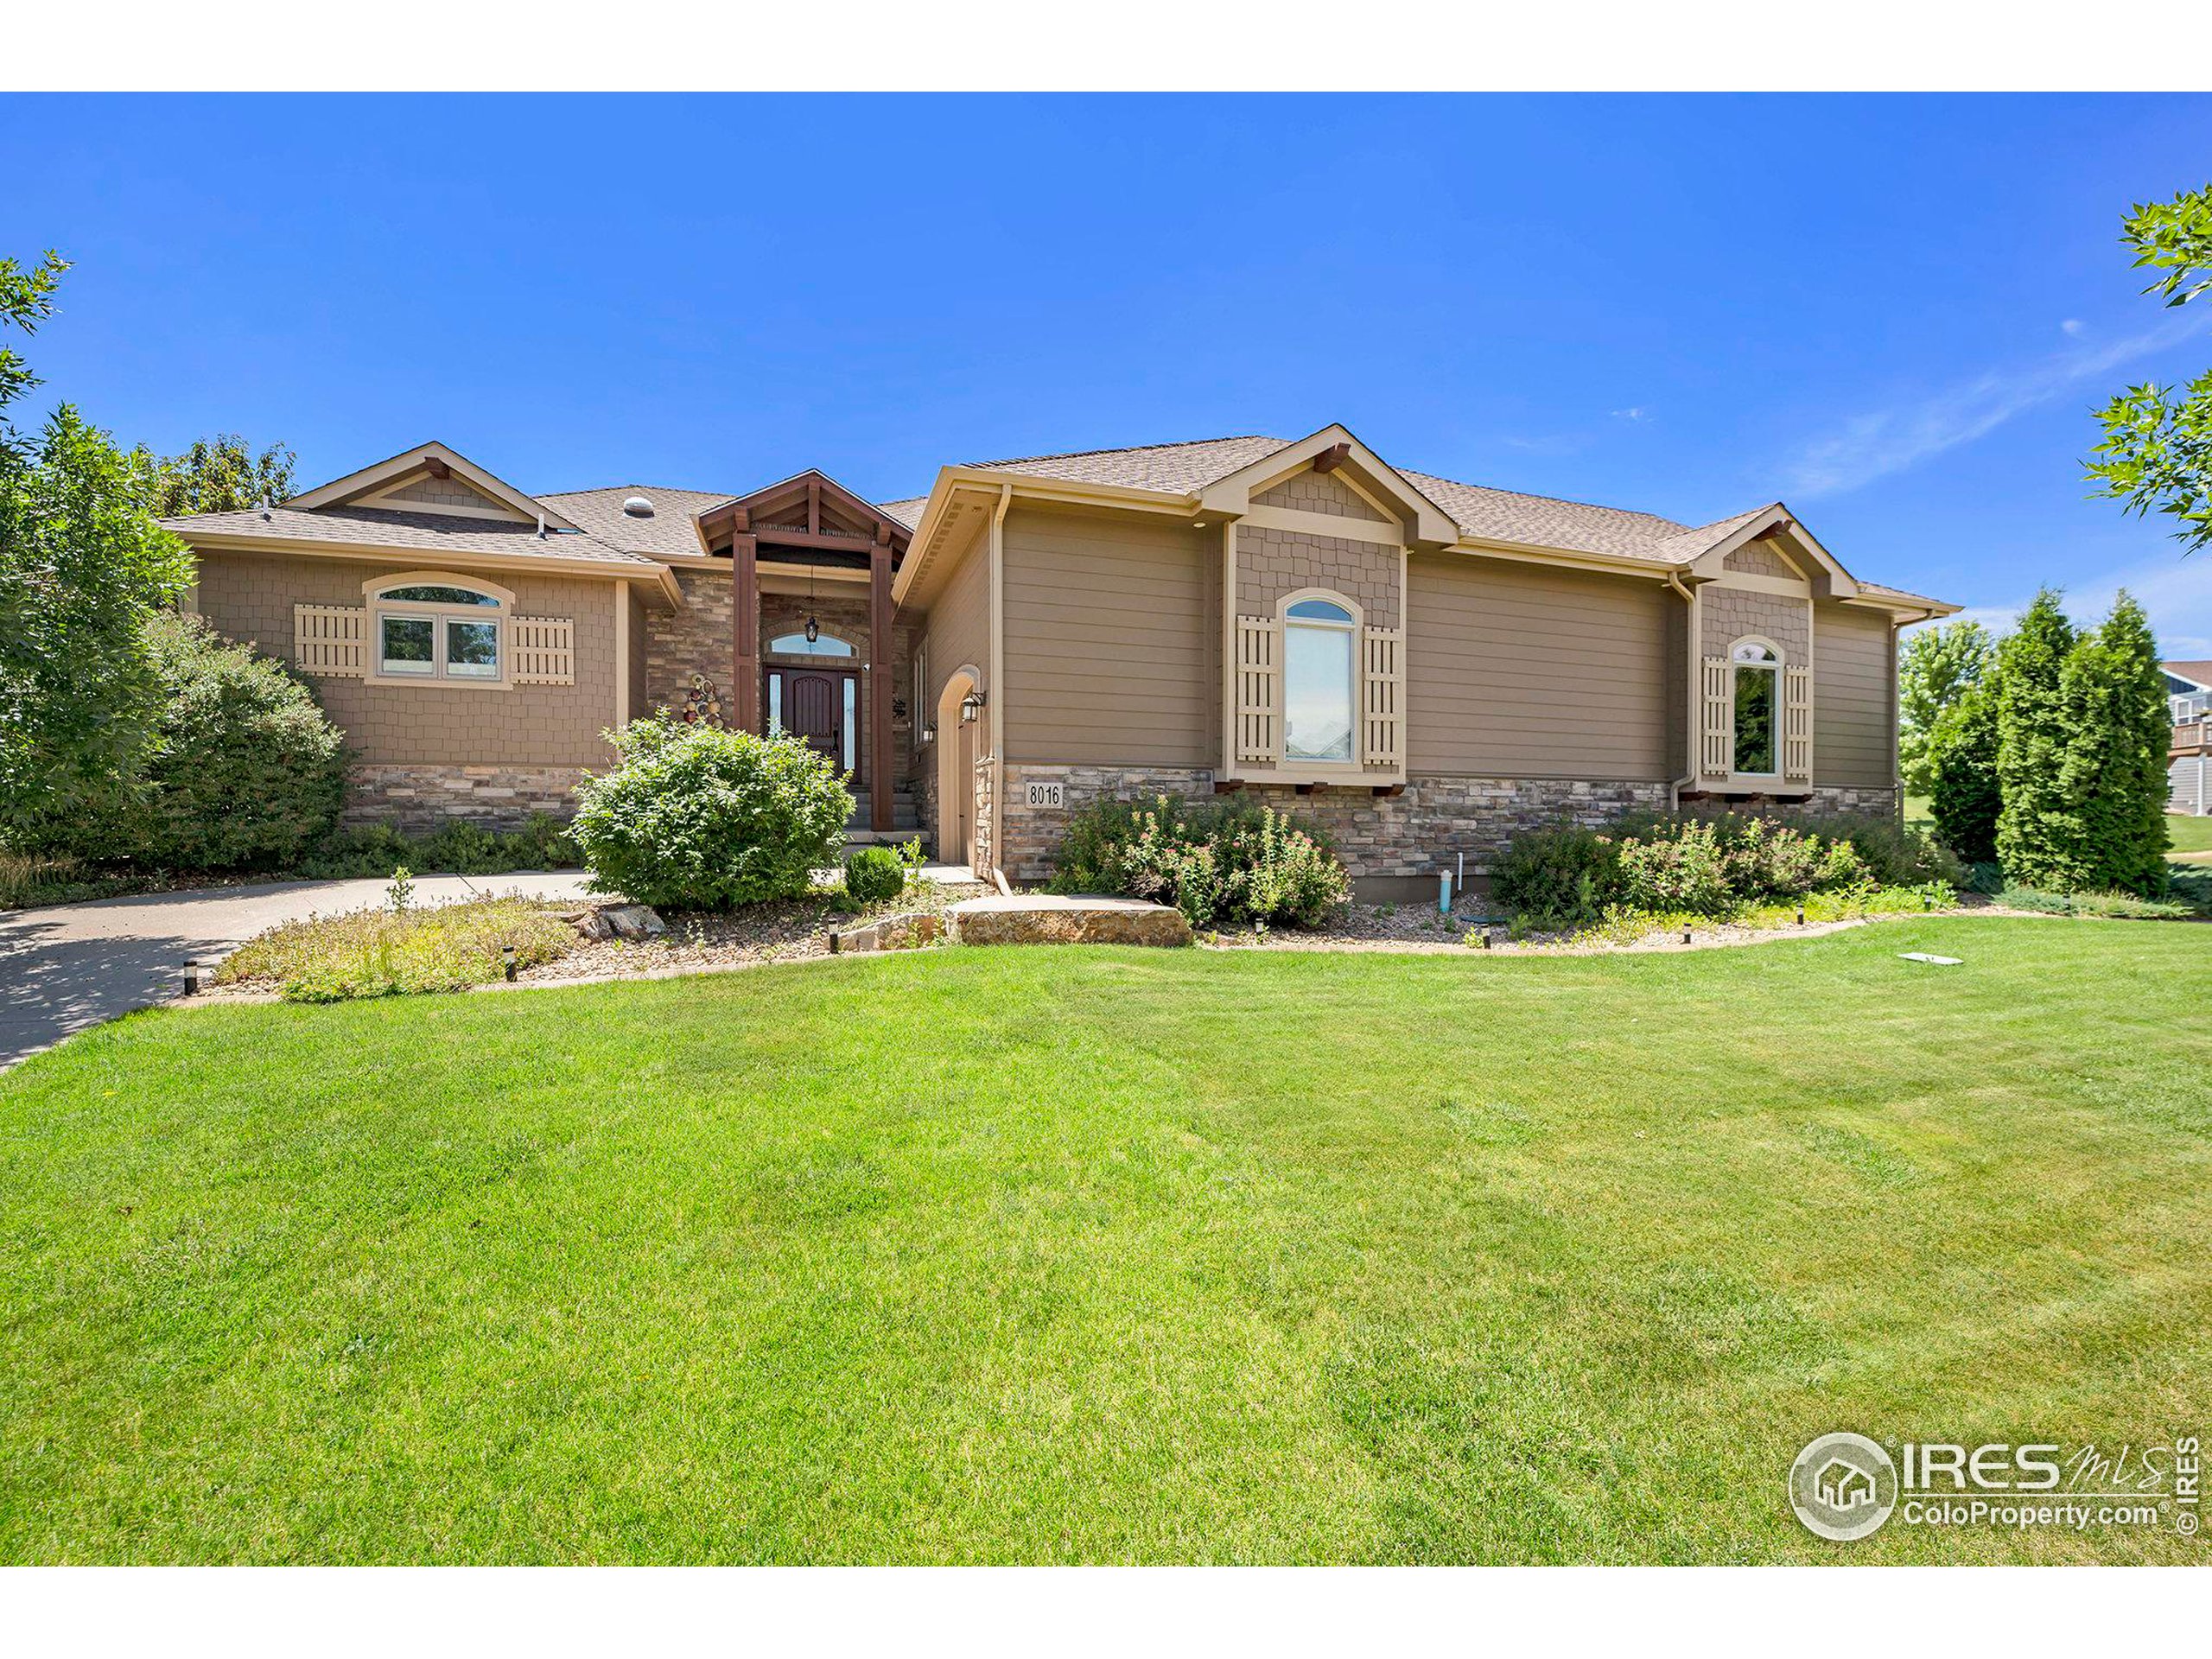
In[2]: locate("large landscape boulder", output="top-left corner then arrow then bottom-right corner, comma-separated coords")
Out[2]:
949,894 -> 1193,948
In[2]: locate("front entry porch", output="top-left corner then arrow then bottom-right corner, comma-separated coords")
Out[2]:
695,470 -> 918,837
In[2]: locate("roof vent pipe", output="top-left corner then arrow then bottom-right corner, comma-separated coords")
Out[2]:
623,494 -> 654,518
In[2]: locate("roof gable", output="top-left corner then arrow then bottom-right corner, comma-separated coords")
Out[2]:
1195,425 -> 1459,548
284,441 -> 578,531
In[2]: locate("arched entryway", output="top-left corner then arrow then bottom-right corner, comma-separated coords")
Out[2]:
936,665 -> 981,873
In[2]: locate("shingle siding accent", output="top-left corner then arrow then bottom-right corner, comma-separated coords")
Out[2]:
1700,584 -> 1808,664
1721,540 -> 1794,577
1252,467 -> 1387,521
1236,524 -> 1400,631
192,550 -> 617,769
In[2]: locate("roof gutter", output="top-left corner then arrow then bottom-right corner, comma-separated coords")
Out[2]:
1668,569 -> 1698,810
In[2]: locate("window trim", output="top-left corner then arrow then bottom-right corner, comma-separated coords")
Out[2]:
766,629 -> 858,659
364,571 -> 516,690
1277,586 -> 1364,772
1728,634 -> 1783,779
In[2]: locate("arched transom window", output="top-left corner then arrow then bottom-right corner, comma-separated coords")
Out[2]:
1731,638 -> 1781,776
369,575 -> 510,683
1281,594 -> 1359,764
767,630 -> 856,658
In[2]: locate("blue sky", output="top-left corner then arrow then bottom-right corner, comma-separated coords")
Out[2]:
6,93 -> 2211,652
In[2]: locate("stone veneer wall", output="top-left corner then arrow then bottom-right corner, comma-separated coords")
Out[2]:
345,764 -> 590,832
1236,524 -> 1401,630
1802,783 -> 1900,817
645,569 -> 734,712
994,763 -> 1670,885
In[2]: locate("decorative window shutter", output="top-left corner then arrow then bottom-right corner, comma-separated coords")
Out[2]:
1700,655 -> 1733,777
1236,615 -> 1280,764
294,603 -> 365,677
512,616 -> 575,684
1362,626 -> 1402,766
1783,664 -> 1814,782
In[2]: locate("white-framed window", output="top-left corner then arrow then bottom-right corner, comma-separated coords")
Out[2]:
1731,638 -> 1781,776
767,630 -> 855,658
1281,593 -> 1359,765
367,575 -> 512,686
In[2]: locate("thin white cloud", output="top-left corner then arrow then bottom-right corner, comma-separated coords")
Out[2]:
1943,553 -> 2212,660
2061,318 -> 2086,337
1611,406 -> 1649,422
1783,310 -> 2203,499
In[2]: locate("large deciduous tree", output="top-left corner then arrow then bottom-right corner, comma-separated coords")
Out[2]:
1897,617 -> 1993,797
145,433 -> 296,516
2087,182 -> 2212,556
0,251 -> 193,835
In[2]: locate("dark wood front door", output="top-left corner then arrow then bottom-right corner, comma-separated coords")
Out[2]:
768,668 -> 857,779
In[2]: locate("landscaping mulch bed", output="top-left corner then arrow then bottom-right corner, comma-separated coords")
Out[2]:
518,876 -> 988,985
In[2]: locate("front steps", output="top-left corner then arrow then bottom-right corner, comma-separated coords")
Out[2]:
844,788 -> 921,849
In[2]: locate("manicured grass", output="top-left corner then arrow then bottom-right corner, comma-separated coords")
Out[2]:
2168,812 -> 2212,857
3,918 -> 2209,1563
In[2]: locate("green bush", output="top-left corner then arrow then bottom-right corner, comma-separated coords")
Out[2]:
299,812 -> 580,880
843,845 -> 906,905
1993,883 -> 2196,921
1615,821 -> 1734,916
569,716 -> 851,911
23,612 -> 347,872
1928,682 -> 2002,865
1489,824 -> 1619,927
1047,794 -> 1347,929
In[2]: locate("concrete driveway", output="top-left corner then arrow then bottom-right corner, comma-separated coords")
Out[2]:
0,871 -> 594,1071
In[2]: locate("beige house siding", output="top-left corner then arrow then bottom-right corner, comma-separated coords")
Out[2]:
193,549 -> 619,766
1722,540 -> 1795,578
1001,505 -> 1216,767
1406,553 -> 1674,780
919,518 -> 991,713
1814,601 -> 1897,789
1251,465 -> 1386,522
626,584 -> 650,728
1236,524 -> 1401,631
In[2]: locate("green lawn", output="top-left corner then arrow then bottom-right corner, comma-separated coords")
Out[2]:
2169,812 -> 2212,856
4,918 -> 2209,1563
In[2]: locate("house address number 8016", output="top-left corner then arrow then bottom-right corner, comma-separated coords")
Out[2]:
1024,781 -> 1065,809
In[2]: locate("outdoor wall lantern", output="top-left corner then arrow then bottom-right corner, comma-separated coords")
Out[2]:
804,615 -> 820,645
959,690 -> 984,724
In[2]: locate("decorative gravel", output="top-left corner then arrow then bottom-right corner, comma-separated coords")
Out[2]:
520,877 -> 988,984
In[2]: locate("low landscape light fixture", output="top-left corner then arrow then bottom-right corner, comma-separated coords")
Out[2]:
1796,901 -> 1806,927
1681,923 -> 1693,946
181,957 -> 206,995
502,944 -> 518,982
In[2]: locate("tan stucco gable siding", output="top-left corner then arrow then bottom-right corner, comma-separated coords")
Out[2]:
193,550 -> 618,766
1813,601 -> 1897,790
1407,554 -> 1674,780
1000,505 -> 1215,767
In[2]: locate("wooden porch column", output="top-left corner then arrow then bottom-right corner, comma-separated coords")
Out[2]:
868,528 -> 894,832
731,511 -> 761,732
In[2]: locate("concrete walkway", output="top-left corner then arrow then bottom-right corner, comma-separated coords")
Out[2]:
0,871 -> 593,1071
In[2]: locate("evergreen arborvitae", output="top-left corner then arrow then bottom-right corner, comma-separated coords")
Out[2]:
2060,592 -> 2171,896
1995,588 -> 2083,889
1929,677 -> 2002,866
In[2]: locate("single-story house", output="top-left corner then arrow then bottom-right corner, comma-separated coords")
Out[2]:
162,425 -> 1957,899
2167,662 -> 2211,816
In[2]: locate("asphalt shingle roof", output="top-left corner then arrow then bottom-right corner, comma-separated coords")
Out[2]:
157,505 -> 660,569
536,486 -> 737,562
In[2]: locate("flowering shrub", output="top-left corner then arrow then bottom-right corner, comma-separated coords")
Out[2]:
1615,822 -> 1733,916
1490,824 -> 1620,926
1048,794 -> 1347,928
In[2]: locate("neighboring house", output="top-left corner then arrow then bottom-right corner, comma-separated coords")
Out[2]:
2167,662 -> 2212,816
162,425 -> 1955,898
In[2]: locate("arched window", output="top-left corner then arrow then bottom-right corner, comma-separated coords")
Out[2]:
767,631 -> 856,658
1731,638 -> 1781,776
1281,592 -> 1359,764
367,575 -> 511,683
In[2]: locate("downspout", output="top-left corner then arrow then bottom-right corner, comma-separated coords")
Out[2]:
988,483 -> 1012,890
1667,570 -> 1697,810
